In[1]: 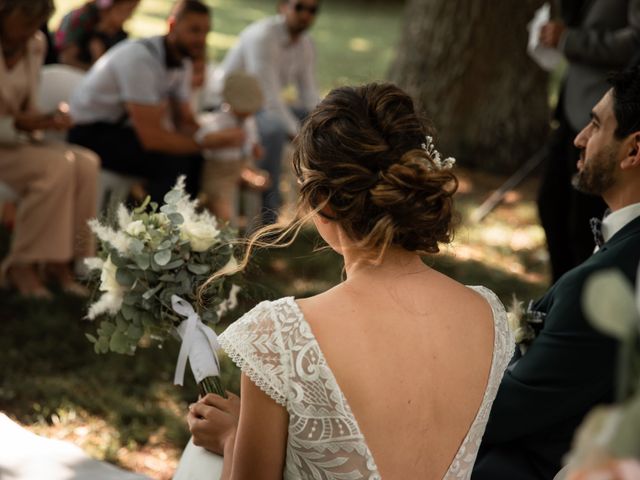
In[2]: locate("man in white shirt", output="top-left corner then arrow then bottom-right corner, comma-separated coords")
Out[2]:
473,66 -> 640,480
68,0 -> 245,202
217,0 -> 320,224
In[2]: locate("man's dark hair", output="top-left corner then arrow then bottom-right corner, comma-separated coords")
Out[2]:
170,0 -> 210,20
609,66 -> 640,139
0,0 -> 55,22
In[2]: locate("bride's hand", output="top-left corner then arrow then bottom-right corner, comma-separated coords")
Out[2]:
187,392 -> 240,455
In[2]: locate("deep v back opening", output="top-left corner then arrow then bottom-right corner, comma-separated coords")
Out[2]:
290,286 -> 499,478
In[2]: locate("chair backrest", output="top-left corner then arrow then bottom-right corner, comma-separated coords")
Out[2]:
36,64 -> 85,115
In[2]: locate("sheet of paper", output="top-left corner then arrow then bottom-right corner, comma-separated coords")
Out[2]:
527,2 -> 564,72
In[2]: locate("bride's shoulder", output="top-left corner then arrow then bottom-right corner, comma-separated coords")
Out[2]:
222,296 -> 302,336
465,285 -> 506,315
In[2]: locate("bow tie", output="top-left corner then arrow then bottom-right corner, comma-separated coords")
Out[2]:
590,217 -> 604,247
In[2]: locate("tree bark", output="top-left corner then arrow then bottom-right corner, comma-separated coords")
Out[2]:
390,0 -> 550,172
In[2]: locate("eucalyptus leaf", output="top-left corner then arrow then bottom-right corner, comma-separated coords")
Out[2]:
110,251 -> 128,268
126,323 -> 144,341
98,321 -> 116,336
97,335 -> 110,354
109,330 -> 130,354
85,333 -> 97,344
164,189 -> 182,204
154,249 -> 172,266
113,312 -> 128,335
163,259 -> 185,270
130,238 -> 145,254
607,394 -> 640,457
116,268 -> 136,287
121,303 -> 137,321
134,253 -> 150,270
159,239 -> 173,250
168,213 -> 184,225
187,263 -> 210,275
142,283 -> 163,300
583,269 -> 638,340
141,311 -> 156,328
122,292 -> 138,306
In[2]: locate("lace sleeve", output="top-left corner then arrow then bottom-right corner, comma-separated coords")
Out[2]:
219,300 -> 289,407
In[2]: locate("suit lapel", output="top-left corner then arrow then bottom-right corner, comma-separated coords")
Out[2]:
598,215 -> 640,254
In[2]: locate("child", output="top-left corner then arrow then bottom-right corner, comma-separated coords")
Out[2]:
196,72 -> 267,226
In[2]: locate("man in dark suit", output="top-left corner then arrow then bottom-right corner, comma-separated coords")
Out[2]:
537,0 -> 640,282
472,66 -> 640,480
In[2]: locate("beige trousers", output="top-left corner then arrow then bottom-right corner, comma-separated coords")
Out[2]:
0,141 -> 99,270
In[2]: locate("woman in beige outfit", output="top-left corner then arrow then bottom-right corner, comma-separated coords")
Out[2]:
0,0 -> 100,299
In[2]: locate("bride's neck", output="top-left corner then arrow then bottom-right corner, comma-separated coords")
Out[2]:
343,246 -> 428,282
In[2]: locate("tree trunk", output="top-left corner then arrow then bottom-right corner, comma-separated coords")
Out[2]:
390,0 -> 550,172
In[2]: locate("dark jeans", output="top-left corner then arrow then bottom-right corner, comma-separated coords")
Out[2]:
536,106 -> 607,283
68,123 -> 202,203
255,107 -> 309,226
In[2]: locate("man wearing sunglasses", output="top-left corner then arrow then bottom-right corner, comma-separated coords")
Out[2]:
215,0 -> 321,225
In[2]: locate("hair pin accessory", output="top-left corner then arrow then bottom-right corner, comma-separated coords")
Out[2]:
421,136 -> 456,170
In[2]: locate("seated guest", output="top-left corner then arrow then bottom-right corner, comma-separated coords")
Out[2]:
197,71 -> 265,225
68,0 -> 245,202
54,0 -> 140,70
0,0 -> 100,299
472,67 -> 640,480
215,0 -> 321,225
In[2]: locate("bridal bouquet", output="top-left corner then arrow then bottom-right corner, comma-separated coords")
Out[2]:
84,177 -> 241,396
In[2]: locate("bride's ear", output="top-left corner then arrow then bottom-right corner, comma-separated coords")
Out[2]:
318,205 -> 336,224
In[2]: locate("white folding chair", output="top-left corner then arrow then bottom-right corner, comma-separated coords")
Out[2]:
37,64 -> 141,213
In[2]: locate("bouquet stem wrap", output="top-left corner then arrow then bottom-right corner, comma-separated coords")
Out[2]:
171,295 -> 226,397
172,295 -> 225,480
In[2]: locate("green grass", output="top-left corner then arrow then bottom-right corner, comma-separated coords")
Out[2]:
49,0 -> 402,94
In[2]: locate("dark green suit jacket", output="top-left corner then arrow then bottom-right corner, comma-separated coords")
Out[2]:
472,215 -> 640,480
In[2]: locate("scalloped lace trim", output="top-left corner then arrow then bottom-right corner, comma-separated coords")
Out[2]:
219,335 -> 287,407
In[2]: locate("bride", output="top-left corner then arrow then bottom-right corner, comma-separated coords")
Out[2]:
186,83 -> 514,479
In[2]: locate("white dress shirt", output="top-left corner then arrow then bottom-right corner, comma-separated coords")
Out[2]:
196,109 -> 259,162
601,202 -> 640,243
217,15 -> 319,136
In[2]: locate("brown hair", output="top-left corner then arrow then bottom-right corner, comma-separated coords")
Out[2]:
169,0 -> 210,20
199,83 -> 457,298
0,0 -> 54,22
294,83 -> 457,257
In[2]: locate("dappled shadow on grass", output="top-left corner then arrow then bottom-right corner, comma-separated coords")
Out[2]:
0,167 -> 549,476
0,289 -> 200,476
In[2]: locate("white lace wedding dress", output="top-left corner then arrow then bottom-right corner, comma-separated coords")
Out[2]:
219,286 -> 514,479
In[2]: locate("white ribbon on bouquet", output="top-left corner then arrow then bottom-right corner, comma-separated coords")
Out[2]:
171,295 -> 222,386
171,295 -> 225,480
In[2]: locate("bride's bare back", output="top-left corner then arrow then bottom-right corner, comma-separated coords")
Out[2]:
298,261 -> 495,479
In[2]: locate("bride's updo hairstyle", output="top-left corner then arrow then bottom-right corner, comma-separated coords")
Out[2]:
293,82 -> 457,256
200,83 -> 457,295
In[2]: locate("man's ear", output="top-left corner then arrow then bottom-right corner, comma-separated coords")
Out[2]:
167,16 -> 176,33
621,133 -> 640,169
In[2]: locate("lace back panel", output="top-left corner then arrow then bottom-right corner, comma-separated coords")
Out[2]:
220,287 -> 513,480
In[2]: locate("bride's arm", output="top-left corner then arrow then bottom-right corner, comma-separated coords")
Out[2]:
188,373 -> 288,480
227,373 -> 288,479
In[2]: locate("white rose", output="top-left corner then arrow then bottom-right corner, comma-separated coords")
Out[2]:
180,220 -> 220,252
100,256 -> 123,294
125,220 -> 146,237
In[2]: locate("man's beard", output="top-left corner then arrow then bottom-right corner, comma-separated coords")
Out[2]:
175,41 -> 201,60
572,147 -> 618,195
